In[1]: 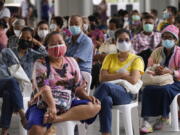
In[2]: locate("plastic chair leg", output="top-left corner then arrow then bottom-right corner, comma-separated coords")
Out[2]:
123,108 -> 134,135
132,107 -> 140,135
78,123 -> 87,135
112,109 -> 120,135
55,121 -> 76,135
170,95 -> 180,131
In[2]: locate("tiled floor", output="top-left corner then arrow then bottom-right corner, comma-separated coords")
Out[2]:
6,114 -> 180,135
0,97 -> 179,135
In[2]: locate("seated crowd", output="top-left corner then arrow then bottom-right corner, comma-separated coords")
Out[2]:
0,1 -> 180,135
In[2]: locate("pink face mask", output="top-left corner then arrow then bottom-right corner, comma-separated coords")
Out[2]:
48,44 -> 67,58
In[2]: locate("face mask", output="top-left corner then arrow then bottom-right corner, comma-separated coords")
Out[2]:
162,40 -> 175,49
18,39 -> 33,49
69,26 -> 81,36
0,1 -> 4,7
143,24 -> 154,32
48,44 -> 67,58
50,23 -> 57,32
83,24 -> 89,31
132,15 -> 141,21
117,41 -> 131,52
124,17 -> 129,21
162,12 -> 170,19
38,30 -> 49,39
14,30 -> 21,37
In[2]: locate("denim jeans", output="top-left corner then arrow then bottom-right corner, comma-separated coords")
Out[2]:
94,82 -> 132,133
0,78 -> 23,128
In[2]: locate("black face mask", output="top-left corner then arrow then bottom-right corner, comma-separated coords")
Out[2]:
0,1 -> 4,7
18,39 -> 32,49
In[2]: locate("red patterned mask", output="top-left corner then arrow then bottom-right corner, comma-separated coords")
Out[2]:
48,44 -> 67,58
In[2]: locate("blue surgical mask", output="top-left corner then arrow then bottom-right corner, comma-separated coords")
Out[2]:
69,26 -> 81,35
162,40 -> 175,48
143,24 -> 154,32
132,15 -> 141,21
162,12 -> 170,19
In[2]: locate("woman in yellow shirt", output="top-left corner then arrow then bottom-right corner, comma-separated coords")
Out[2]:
94,29 -> 144,135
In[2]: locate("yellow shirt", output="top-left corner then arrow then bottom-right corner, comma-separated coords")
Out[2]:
101,53 -> 144,74
157,21 -> 168,31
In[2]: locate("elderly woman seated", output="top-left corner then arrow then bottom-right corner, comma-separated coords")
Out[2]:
26,32 -> 101,135
94,29 -> 144,135
140,25 -> 180,134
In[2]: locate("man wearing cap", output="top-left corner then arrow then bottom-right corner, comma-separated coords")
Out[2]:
0,19 -> 8,51
0,0 -> 10,23
8,18 -> 25,48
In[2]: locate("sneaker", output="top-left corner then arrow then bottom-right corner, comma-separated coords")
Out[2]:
153,117 -> 169,130
140,120 -> 153,134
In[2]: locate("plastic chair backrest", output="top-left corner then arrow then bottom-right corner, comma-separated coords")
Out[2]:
81,71 -> 92,95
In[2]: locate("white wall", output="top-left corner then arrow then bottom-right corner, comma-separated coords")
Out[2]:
55,0 -> 93,17
140,0 -> 178,18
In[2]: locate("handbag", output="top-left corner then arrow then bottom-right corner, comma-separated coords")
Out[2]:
7,49 -> 32,95
36,57 -> 73,114
108,56 -> 143,94
142,64 -> 174,86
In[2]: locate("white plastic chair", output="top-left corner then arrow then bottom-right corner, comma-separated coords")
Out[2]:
170,93 -> 180,131
54,71 -> 92,135
112,101 -> 140,135
81,71 -> 92,95
108,79 -> 140,135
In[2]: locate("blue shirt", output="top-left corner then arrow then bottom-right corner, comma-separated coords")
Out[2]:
66,33 -> 93,73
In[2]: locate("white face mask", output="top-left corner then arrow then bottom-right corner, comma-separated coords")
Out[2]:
116,41 -> 131,52
83,24 -> 89,31
14,29 -> 21,37
38,30 -> 49,39
50,23 -> 57,32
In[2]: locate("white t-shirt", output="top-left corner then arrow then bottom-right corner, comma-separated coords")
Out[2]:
0,7 -> 10,19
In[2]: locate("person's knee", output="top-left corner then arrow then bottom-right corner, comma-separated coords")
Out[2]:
94,82 -> 110,97
7,78 -> 19,86
87,102 -> 101,117
102,96 -> 113,106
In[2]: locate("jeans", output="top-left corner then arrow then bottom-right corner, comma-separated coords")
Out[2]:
94,82 -> 132,133
0,78 -> 23,128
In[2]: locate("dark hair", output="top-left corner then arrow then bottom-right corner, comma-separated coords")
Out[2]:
0,19 -> 7,28
51,16 -> 64,28
109,18 -> 124,29
142,14 -> 155,20
131,10 -> 139,15
123,10 -> 129,17
151,9 -> 158,16
115,29 -> 131,40
37,20 -> 49,27
21,27 -> 34,36
44,31 -> 61,47
118,9 -> 124,17
88,15 -> 99,25
167,6 -> 177,16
